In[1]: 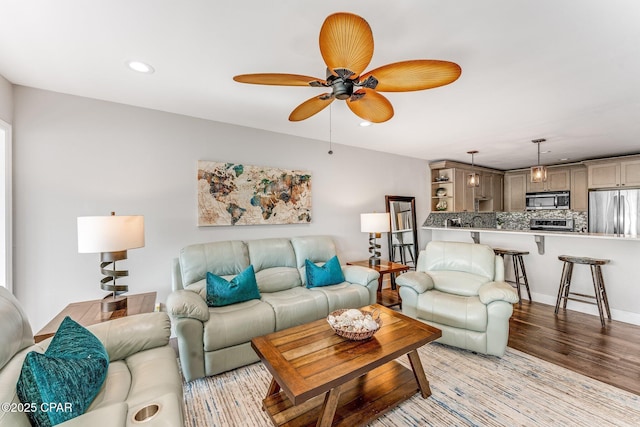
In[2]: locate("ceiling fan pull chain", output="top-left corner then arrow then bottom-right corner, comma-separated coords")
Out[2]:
328,104 -> 333,155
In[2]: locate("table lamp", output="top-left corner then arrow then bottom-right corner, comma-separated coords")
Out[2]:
77,212 -> 145,311
360,212 -> 391,266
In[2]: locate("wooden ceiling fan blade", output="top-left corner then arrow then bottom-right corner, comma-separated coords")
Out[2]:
289,94 -> 335,121
319,12 -> 374,77
233,73 -> 325,87
347,89 -> 393,123
361,60 -> 462,92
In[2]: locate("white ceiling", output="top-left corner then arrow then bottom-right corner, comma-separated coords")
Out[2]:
2,0 -> 640,170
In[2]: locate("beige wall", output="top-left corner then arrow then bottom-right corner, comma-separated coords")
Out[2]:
12,86 -> 429,330
0,74 -> 12,123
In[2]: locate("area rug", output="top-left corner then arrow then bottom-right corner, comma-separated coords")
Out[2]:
182,343 -> 640,426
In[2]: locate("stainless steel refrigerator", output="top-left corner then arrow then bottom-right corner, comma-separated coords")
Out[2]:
588,189 -> 640,236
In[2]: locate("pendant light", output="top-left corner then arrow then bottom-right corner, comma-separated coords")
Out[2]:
530,138 -> 547,183
467,150 -> 480,187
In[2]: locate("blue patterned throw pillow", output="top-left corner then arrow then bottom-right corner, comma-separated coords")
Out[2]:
17,316 -> 109,427
305,255 -> 345,288
206,265 -> 261,307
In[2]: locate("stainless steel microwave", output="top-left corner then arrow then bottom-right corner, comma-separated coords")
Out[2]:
525,191 -> 570,210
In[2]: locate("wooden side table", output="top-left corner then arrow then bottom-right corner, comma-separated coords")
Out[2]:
346,260 -> 410,308
34,292 -> 157,343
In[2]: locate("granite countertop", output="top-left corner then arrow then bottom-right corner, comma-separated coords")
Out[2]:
422,226 -> 640,241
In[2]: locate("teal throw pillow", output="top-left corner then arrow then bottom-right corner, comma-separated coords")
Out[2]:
206,265 -> 261,307
17,316 -> 109,427
305,255 -> 345,288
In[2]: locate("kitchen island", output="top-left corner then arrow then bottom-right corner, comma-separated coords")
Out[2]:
422,226 -> 640,326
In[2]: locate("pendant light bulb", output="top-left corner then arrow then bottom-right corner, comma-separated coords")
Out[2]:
530,139 -> 547,183
467,150 -> 480,187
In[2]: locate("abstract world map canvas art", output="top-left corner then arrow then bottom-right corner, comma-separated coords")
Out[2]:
197,161 -> 312,226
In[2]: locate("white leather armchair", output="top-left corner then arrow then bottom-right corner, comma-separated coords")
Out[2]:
397,241 -> 518,356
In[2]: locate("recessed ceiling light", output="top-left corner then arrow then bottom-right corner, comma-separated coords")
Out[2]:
359,121 -> 372,127
541,150 -> 551,154
126,60 -> 155,74
559,158 -> 569,161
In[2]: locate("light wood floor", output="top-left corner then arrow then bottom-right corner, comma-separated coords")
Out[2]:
508,300 -> 640,396
171,299 -> 640,396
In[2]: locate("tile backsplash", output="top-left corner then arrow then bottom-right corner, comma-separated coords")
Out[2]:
424,210 -> 588,232
497,210 -> 588,232
423,212 -> 496,228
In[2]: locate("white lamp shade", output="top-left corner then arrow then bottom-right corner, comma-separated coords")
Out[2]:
360,213 -> 391,233
78,215 -> 145,253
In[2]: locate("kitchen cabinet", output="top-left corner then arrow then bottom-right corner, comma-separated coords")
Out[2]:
477,173 -> 492,199
504,172 -> 527,212
455,168 -> 475,212
430,161 -> 504,212
491,174 -> 504,211
476,173 -> 502,212
547,168 -> 571,191
621,159 -> 640,186
588,162 -> 620,188
526,167 -> 570,192
508,167 -> 581,211
586,156 -> 640,189
457,170 -> 500,212
570,166 -> 588,211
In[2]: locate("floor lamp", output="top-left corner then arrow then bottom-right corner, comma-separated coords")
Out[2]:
77,212 -> 145,312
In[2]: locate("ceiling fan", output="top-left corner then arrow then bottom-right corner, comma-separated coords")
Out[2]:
233,12 -> 462,123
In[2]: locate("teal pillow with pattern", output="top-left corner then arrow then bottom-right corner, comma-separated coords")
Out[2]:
206,265 -> 261,307
16,316 -> 109,427
305,255 -> 345,288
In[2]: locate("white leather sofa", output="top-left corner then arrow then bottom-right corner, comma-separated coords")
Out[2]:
0,286 -> 184,427
166,235 -> 379,381
396,241 -> 518,356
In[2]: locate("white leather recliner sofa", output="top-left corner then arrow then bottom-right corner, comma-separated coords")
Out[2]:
0,286 -> 184,427
167,235 -> 379,381
396,241 -> 518,356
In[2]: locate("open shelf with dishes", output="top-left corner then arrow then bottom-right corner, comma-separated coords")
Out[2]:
431,167 -> 454,212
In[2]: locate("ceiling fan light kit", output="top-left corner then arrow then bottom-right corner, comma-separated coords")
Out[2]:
530,138 -> 548,183
233,12 -> 461,123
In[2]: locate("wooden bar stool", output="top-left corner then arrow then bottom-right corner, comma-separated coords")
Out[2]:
554,255 -> 611,328
493,248 -> 531,305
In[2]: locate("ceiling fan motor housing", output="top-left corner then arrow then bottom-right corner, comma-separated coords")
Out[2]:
333,78 -> 353,100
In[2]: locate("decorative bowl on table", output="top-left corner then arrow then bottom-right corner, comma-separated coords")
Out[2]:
327,308 -> 382,341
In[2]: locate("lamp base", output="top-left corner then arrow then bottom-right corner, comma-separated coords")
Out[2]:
368,232 -> 382,267
99,250 -> 129,312
101,294 -> 128,312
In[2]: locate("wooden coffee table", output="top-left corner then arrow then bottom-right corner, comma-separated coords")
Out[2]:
251,304 -> 442,427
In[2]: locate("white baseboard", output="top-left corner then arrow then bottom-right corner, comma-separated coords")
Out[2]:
530,292 -> 640,326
